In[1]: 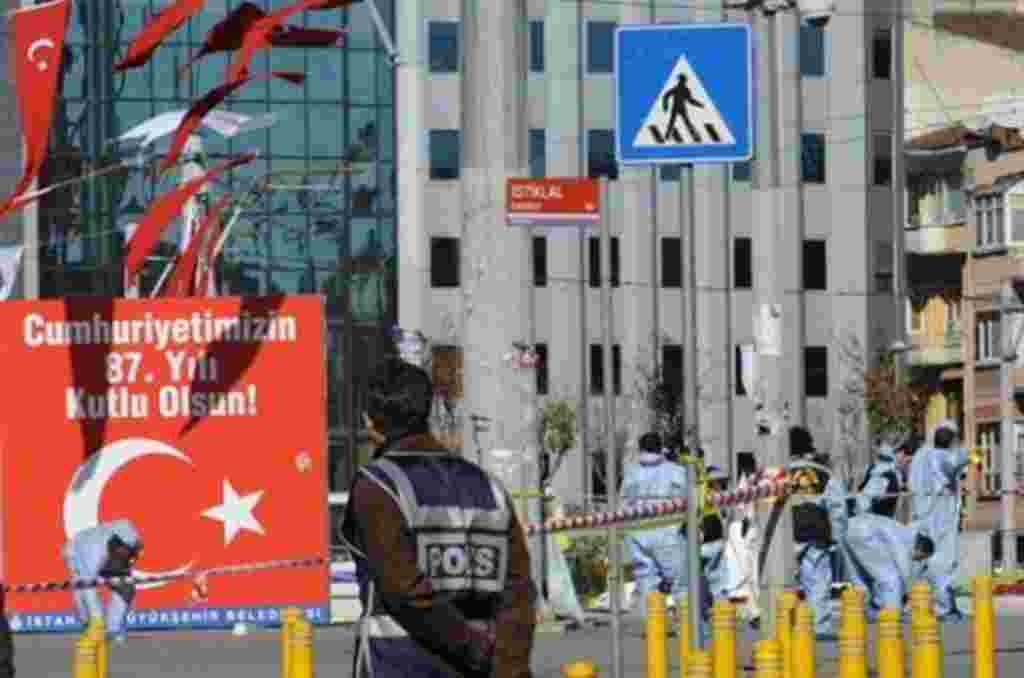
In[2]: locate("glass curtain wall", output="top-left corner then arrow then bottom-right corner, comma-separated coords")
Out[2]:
38,0 -> 397,491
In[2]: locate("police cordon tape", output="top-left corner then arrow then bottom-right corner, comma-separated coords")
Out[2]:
523,478 -> 794,537
3,557 -> 328,597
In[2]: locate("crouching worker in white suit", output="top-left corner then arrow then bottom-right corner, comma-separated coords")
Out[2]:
63,520 -> 143,644
843,514 -> 934,619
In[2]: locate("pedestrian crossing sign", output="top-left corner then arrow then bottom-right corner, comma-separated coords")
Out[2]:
615,23 -> 753,165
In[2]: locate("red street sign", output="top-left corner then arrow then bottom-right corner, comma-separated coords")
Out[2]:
506,177 -> 600,226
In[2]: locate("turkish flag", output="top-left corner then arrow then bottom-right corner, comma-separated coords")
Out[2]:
1,0 -> 71,217
193,198 -> 231,296
125,154 -> 256,285
160,71 -> 305,172
160,193 -> 233,297
115,0 -> 209,71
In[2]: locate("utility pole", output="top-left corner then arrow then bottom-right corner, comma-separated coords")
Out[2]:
999,282 -> 1018,571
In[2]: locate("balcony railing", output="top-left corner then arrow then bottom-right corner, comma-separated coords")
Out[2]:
905,221 -> 968,255
907,330 -> 964,366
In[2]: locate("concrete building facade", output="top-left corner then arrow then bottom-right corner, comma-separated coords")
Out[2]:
396,0 -> 904,500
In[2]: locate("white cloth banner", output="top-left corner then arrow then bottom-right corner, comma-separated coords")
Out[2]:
0,245 -> 24,300
116,110 -> 282,148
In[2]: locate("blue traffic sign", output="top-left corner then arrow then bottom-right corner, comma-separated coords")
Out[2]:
615,23 -> 753,165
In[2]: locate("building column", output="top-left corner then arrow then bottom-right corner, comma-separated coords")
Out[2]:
544,0 -> 586,503
396,0 -> 427,332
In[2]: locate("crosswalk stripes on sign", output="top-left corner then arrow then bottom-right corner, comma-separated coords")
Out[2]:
632,55 -> 736,148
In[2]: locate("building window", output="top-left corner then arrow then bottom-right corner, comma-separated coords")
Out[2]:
662,237 -> 682,288
804,346 -> 829,398
800,24 -> 826,77
975,194 -> 1005,249
801,133 -> 826,183
429,130 -> 460,180
587,21 -> 616,73
976,312 -> 1000,362
803,239 -> 827,290
1010,194 -> 1024,243
430,237 -> 460,287
535,343 -> 549,395
529,20 -> 545,73
733,161 -> 752,182
735,345 -> 747,396
873,133 -> 892,186
662,344 -> 684,399
587,129 -> 619,180
660,164 -> 683,181
432,345 -> 464,400
734,237 -> 752,289
874,240 -> 893,294
529,128 -> 546,178
533,236 -> 547,287
590,344 -> 622,395
872,28 -> 892,80
589,236 -> 620,287
428,21 -> 460,73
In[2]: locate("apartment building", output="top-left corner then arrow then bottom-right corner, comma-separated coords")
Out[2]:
396,0 -> 903,499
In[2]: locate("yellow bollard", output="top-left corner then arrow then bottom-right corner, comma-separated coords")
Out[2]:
291,618 -> 315,678
973,576 -> 996,678
754,639 -> 783,678
916,611 -> 943,678
562,660 -> 599,678
72,635 -> 99,678
876,608 -> 903,678
281,607 -> 302,678
688,649 -> 712,678
793,603 -> 816,678
677,594 -> 691,678
711,600 -> 737,678
647,592 -> 669,678
776,594 -> 794,678
909,581 -> 932,678
86,617 -> 107,678
838,611 -> 867,678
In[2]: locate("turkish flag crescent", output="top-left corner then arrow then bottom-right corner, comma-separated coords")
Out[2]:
160,193 -> 233,297
125,153 -> 255,284
3,0 -> 71,213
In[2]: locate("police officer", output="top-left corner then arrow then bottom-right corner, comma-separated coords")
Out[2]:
341,357 -> 536,678
63,520 -> 143,644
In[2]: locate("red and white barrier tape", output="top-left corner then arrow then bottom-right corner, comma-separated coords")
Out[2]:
524,478 -> 793,536
4,556 -> 327,596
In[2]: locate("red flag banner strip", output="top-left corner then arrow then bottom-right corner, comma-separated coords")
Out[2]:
115,0 -> 209,70
160,192 -> 234,296
160,71 -> 305,172
125,153 -> 257,283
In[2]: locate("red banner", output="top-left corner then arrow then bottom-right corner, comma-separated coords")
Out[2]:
0,296 -> 329,631
3,0 -> 71,215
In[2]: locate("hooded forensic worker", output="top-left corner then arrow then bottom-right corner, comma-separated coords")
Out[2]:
62,519 -> 143,643
908,419 -> 971,622
620,433 -> 690,619
843,515 -> 935,615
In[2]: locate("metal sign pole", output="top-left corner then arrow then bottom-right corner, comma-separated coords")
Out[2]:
600,177 -> 623,678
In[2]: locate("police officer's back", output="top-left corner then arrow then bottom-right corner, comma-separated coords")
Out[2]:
341,357 -> 536,678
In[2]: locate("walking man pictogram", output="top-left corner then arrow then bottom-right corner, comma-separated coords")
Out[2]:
662,74 -> 705,143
